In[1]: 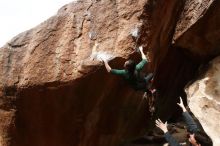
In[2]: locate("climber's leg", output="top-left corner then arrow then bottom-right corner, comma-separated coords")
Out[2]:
144,73 -> 153,83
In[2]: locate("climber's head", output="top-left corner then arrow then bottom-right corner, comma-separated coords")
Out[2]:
124,59 -> 136,74
187,131 -> 212,146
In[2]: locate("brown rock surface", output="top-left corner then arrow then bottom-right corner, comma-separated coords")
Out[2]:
173,0 -> 214,41
0,0 -> 146,87
175,0 -> 220,60
0,0 -> 220,146
0,0 -> 151,146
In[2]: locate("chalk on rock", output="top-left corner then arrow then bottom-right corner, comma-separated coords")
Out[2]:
72,0 -> 79,4
131,26 -> 139,38
89,32 -> 97,40
90,51 -> 114,62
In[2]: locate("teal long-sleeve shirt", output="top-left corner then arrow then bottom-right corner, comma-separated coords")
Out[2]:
110,59 -> 148,88
110,59 -> 147,76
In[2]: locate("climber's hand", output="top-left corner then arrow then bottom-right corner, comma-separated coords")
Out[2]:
100,57 -> 108,63
100,57 -> 104,62
139,46 -> 143,52
155,119 -> 168,133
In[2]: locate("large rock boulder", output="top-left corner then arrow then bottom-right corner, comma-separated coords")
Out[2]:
0,1 -> 151,146
0,0 -> 147,88
174,0 -> 220,61
186,56 -> 220,146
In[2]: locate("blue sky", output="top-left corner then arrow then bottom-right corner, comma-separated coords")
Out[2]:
0,0 -> 76,47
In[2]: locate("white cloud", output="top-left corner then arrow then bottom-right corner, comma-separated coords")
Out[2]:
0,0 -> 75,47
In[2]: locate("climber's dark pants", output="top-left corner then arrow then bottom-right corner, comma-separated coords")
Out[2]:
144,73 -> 153,83
145,72 -> 153,87
144,73 -> 155,114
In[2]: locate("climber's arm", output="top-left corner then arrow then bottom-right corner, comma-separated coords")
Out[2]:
136,59 -> 148,71
139,46 -> 147,60
103,59 -> 126,75
103,60 -> 112,73
136,46 -> 150,71
110,69 -> 126,75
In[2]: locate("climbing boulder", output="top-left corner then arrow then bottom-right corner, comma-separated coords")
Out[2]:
0,0 -> 150,146
186,56 -> 220,146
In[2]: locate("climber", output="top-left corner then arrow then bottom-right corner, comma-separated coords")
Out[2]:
155,97 -> 213,146
101,46 -> 156,94
101,46 -> 156,114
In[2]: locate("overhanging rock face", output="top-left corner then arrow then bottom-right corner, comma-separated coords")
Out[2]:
174,0 -> 220,61
0,0 -> 147,88
0,0 -> 220,146
0,1 -> 152,146
173,0 -> 214,41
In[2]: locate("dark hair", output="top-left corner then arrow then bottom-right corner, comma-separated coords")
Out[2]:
125,60 -> 136,75
194,131 -> 213,146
